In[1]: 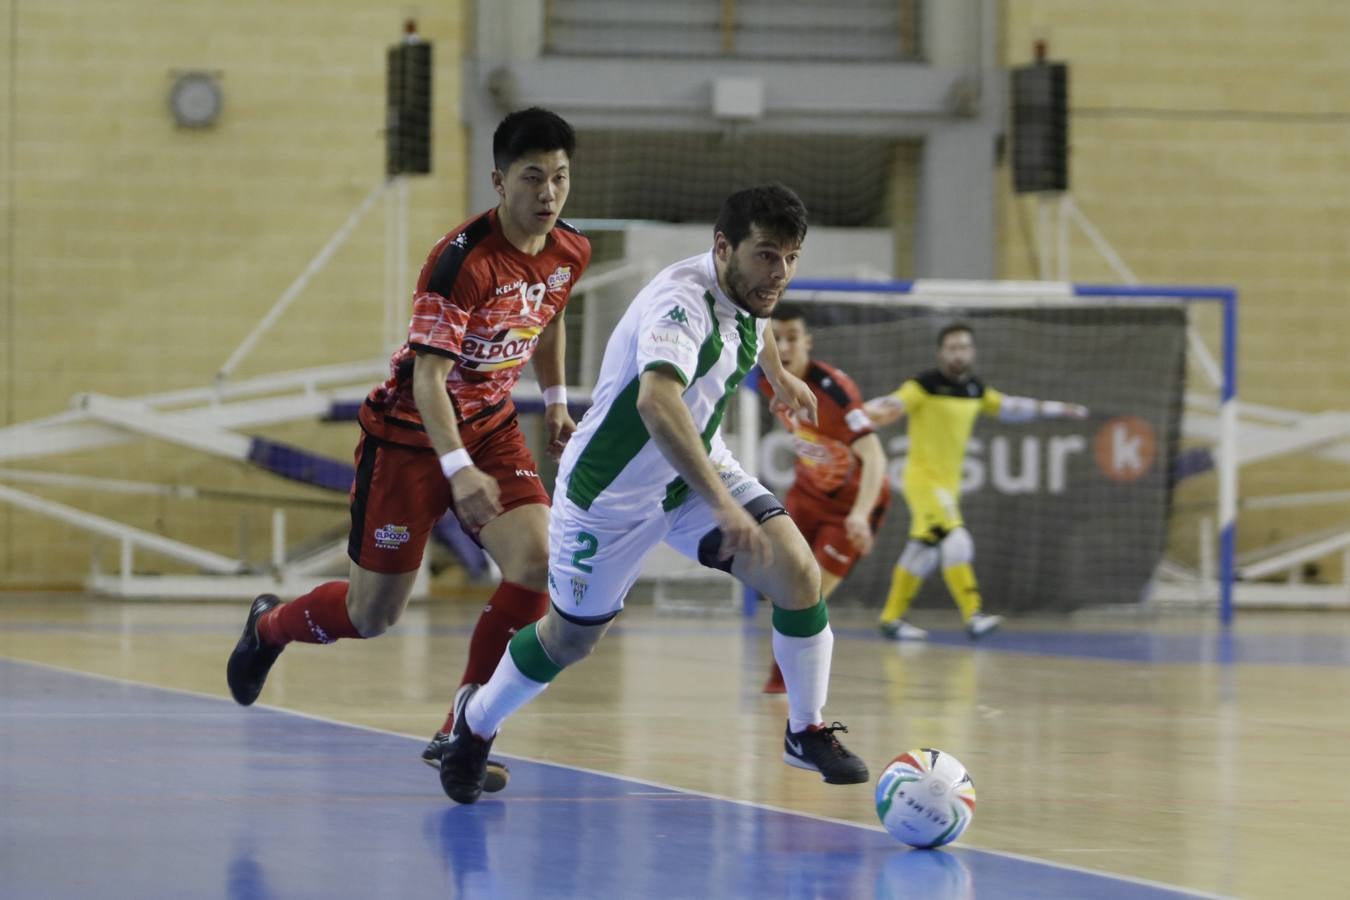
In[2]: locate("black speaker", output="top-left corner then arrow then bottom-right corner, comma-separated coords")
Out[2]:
386,42 -> 433,176
1010,61 -> 1068,193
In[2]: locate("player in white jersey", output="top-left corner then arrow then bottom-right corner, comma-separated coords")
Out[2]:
436,184 -> 870,803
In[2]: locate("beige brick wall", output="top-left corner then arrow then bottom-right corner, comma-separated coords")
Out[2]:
889,142 -> 921,277
1,3 -> 11,438
1,0 -> 466,586
1000,0 -> 1350,580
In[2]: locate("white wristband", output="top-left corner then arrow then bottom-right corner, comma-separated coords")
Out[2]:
439,448 -> 473,480
543,385 -> 568,407
1040,400 -> 1066,418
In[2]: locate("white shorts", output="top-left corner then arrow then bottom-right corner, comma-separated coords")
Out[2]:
547,457 -> 783,623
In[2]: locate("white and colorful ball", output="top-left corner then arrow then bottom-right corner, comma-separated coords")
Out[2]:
874,748 -> 976,848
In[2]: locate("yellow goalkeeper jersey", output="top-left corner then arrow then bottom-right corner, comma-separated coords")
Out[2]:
892,369 -> 1004,490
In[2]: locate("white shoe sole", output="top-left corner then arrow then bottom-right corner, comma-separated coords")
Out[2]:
783,752 -> 829,781
880,628 -> 929,641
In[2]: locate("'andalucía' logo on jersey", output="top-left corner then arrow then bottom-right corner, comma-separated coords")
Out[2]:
458,325 -> 543,371
665,305 -> 689,325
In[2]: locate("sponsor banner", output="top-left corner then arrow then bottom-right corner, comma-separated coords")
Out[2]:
758,305 -> 1186,612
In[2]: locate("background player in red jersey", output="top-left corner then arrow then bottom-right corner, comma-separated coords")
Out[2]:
227,108 -> 591,791
756,304 -> 889,692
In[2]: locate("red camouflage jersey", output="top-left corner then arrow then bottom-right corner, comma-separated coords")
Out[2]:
759,359 -> 877,507
360,208 -> 591,448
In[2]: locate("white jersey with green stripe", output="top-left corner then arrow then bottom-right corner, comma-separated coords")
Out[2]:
558,250 -> 766,518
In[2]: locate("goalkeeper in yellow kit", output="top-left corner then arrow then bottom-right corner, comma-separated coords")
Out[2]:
864,323 -> 1087,640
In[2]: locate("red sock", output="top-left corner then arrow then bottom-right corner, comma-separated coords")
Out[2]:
762,661 -> 786,694
439,581 -> 549,732
256,581 -> 362,647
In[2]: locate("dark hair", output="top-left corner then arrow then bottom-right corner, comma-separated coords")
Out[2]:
714,183 -> 808,249
493,107 -> 576,172
937,322 -> 974,346
770,303 -> 809,324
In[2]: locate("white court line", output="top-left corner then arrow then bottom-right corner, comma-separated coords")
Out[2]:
0,712 -> 234,718
0,653 -> 1232,900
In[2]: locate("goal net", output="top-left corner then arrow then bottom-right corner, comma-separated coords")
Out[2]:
746,279 -> 1237,616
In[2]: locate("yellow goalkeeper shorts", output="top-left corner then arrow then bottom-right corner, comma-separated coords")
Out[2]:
902,481 -> 964,541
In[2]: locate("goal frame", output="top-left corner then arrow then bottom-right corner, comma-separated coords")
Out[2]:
745,278 -> 1239,624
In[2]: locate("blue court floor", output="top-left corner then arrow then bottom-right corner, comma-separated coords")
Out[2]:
0,656 -> 1226,900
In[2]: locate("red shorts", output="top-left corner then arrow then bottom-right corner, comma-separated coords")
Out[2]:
786,483 -> 891,578
347,416 -> 549,574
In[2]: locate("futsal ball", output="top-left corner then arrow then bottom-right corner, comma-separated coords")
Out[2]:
874,748 -> 976,848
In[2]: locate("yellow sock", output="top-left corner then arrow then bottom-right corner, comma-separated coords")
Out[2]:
942,563 -> 983,622
880,567 -> 924,622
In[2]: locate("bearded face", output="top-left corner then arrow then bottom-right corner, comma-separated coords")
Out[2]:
716,226 -> 802,319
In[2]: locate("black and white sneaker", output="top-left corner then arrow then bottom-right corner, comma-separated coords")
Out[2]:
226,594 -> 283,706
423,733 -> 510,792
783,720 -> 870,785
421,734 -> 510,793
438,684 -> 497,804
422,685 -> 511,793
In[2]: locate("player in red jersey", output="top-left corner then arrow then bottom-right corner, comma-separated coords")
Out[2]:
227,108 -> 591,791
756,304 -> 889,692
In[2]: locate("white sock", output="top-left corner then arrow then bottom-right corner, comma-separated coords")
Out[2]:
772,624 -> 834,733
464,648 -> 550,738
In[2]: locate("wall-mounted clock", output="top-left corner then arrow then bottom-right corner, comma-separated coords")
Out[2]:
169,71 -> 223,129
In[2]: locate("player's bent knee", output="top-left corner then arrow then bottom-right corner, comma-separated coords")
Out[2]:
788,545 -> 822,606
352,617 -> 384,638
348,606 -> 395,638
760,517 -> 819,609
346,566 -> 417,636
480,505 -> 552,590
346,595 -> 407,637
509,556 -> 551,593
697,493 -> 789,574
899,540 -> 940,578
939,527 -> 975,567
536,609 -> 611,668
716,496 -> 819,608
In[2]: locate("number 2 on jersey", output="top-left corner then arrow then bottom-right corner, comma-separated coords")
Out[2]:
571,531 -> 599,573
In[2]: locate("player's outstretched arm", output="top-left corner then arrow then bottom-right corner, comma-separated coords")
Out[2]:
412,352 -> 502,528
1038,399 -> 1090,419
757,334 -> 817,426
636,366 -> 769,565
995,395 -> 1090,423
532,311 -> 576,459
863,393 -> 907,427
